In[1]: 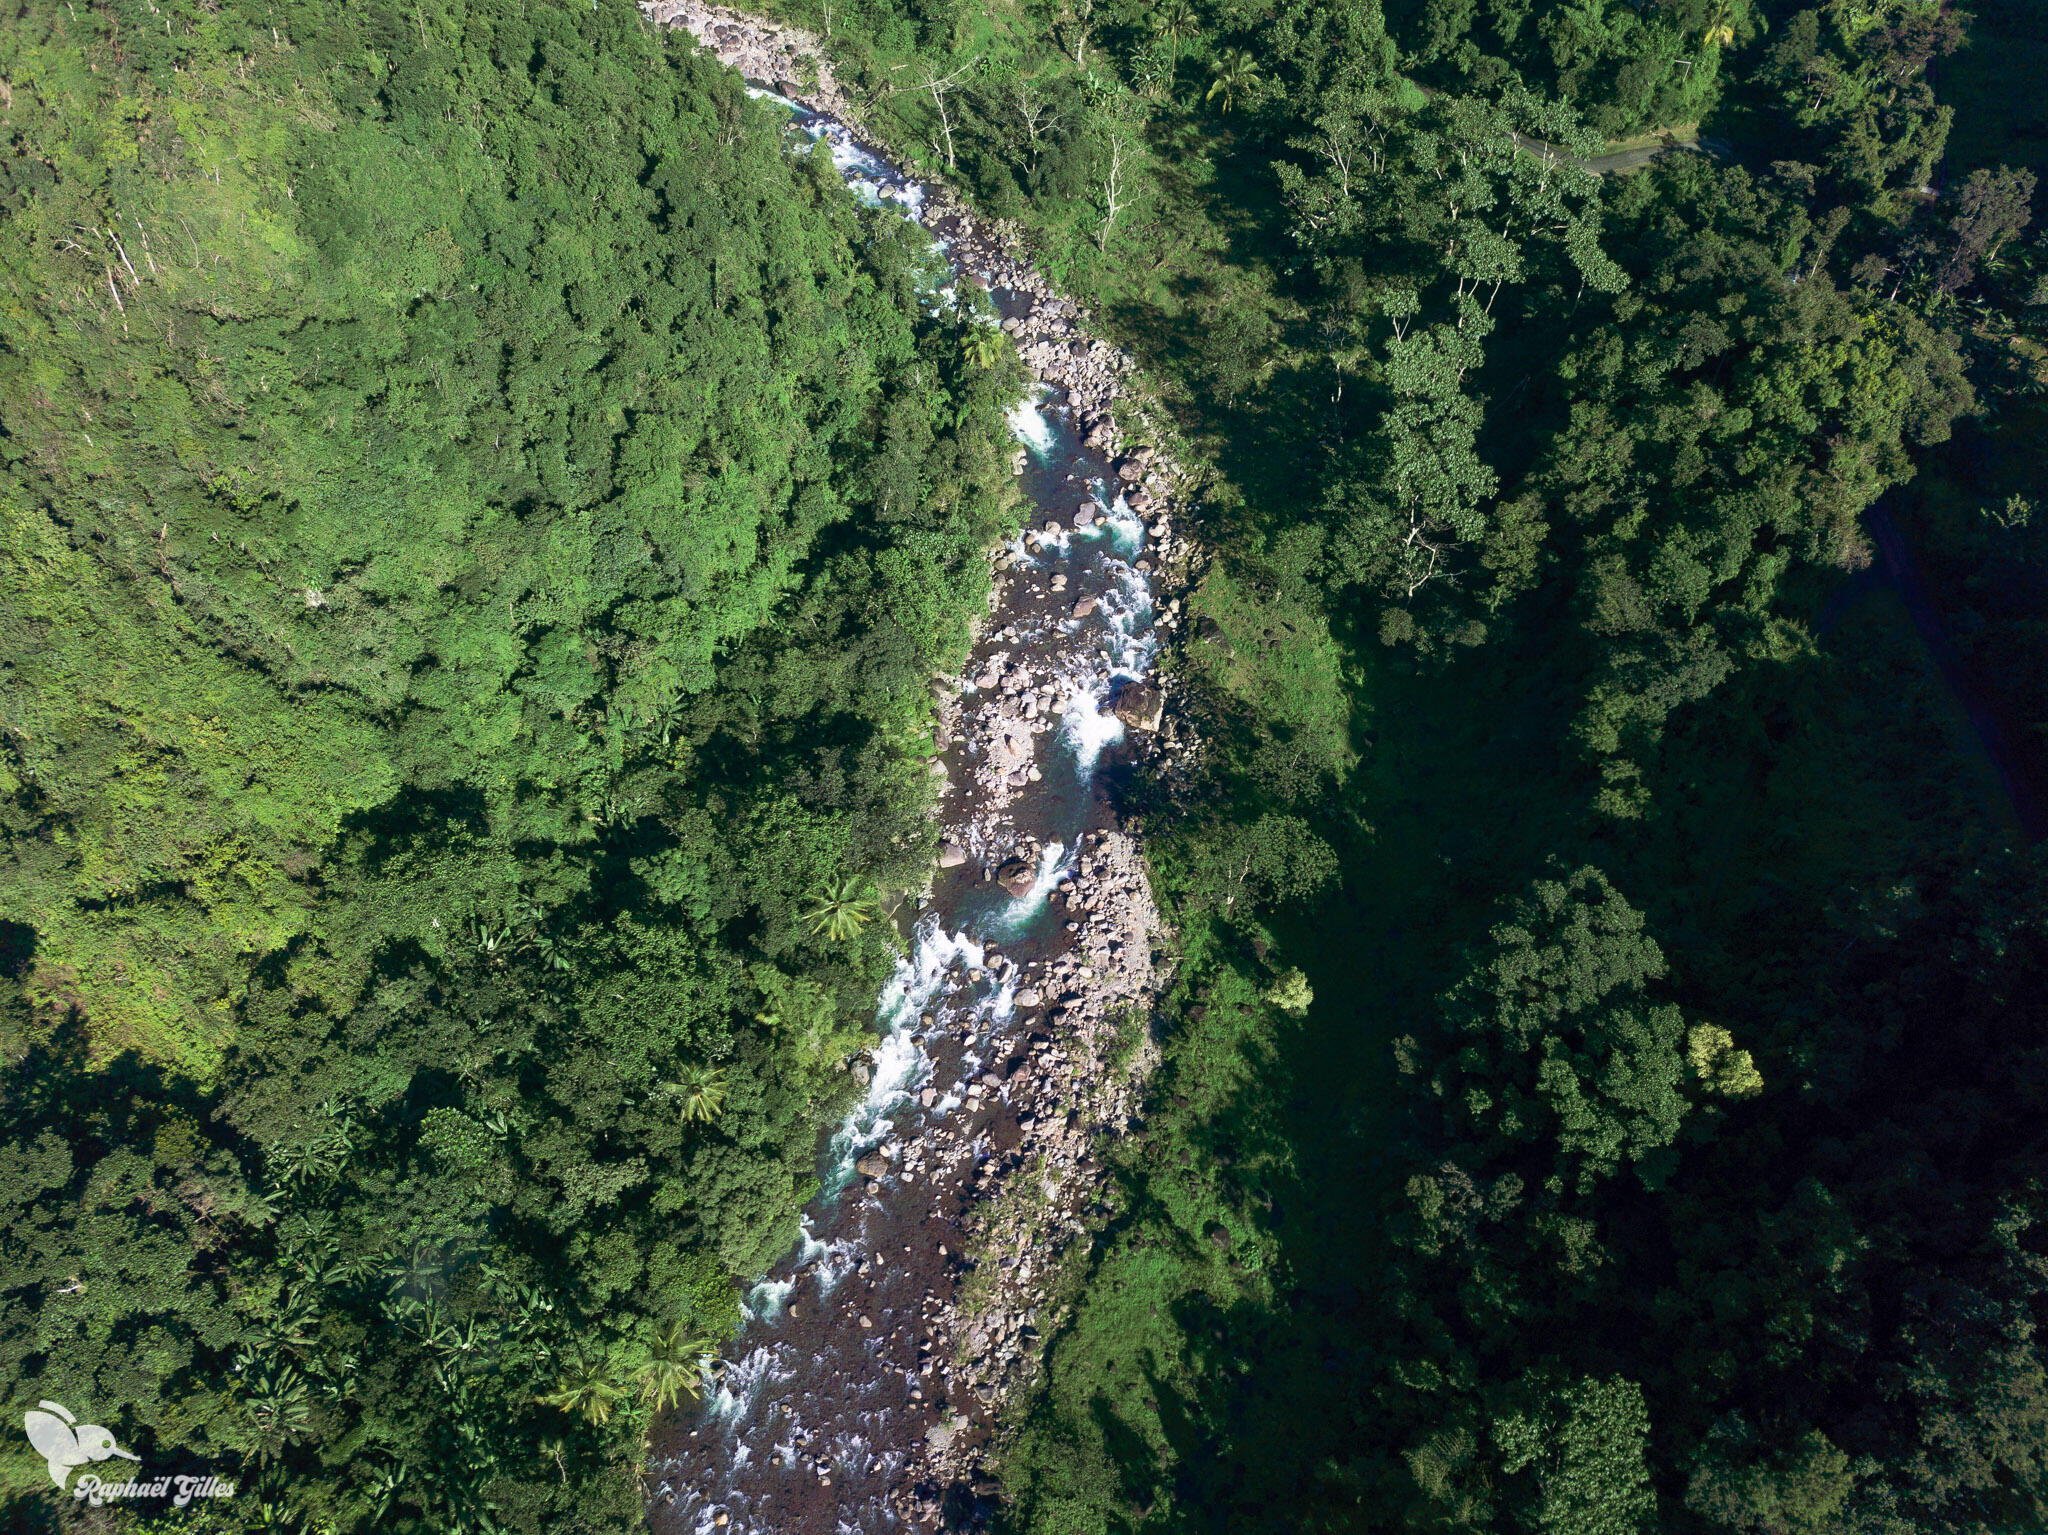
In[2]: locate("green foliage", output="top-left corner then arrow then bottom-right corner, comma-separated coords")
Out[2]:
1411,0 -> 1758,136
1494,1374 -> 1656,1535
1430,867 -> 1692,1195
536,1355 -> 626,1427
631,1322 -> 715,1411
800,876 -> 884,942
757,3 -> 2048,1534
1263,968 -> 1313,1016
0,0 -> 1017,1527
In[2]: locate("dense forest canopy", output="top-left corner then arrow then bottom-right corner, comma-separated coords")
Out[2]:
5,0 -> 2048,1531
723,0 -> 2048,1533
0,0 -> 1020,1527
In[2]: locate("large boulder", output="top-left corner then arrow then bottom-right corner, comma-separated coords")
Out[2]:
1112,682 -> 1164,732
995,858 -> 1037,898
937,840 -> 969,868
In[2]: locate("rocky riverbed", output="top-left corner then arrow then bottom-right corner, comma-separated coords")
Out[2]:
635,6 -> 1204,1532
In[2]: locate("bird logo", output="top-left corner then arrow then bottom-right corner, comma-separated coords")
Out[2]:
22,1400 -> 140,1490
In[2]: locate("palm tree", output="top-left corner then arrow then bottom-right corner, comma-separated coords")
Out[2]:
1206,47 -> 1261,115
246,1363 -> 312,1460
536,1355 -> 624,1425
801,876 -> 879,942
635,1322 -> 717,1412
1153,0 -> 1196,91
662,1064 -> 728,1124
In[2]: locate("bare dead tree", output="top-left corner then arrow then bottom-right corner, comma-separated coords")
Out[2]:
1095,122 -> 1137,251
1006,75 -> 1067,182
919,56 -> 979,173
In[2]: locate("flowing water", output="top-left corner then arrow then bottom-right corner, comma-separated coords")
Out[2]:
645,87 -> 1164,1535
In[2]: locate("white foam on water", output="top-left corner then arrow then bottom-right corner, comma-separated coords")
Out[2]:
1102,493 -> 1148,556
745,1276 -> 795,1322
1022,526 -> 1072,562
817,917 -> 991,1196
790,1217 -> 863,1296
706,1344 -> 792,1425
831,1431 -> 874,1478
989,840 -> 1071,939
683,54 -> 1181,1533
1060,685 -> 1128,777
1099,567 -> 1160,678
1007,389 -> 1056,459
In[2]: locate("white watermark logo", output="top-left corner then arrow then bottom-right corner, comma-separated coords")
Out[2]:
22,1400 -> 236,1505
23,1401 -> 136,1490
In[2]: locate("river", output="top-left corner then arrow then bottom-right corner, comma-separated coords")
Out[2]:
640,15 -> 1181,1534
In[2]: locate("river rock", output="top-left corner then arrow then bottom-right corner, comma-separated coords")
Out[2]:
1115,457 -> 1144,482
1074,502 -> 1096,526
856,1152 -> 889,1178
995,858 -> 1037,897
1015,988 -> 1042,1008
1072,595 -> 1099,618
938,840 -> 969,868
1112,683 -> 1164,732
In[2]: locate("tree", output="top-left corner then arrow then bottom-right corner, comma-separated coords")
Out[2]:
1934,165 -> 2038,299
1431,867 -> 1691,1194
919,55 -> 980,172
634,1323 -> 716,1411
1330,311 -> 1497,602
802,877 -> 882,941
1207,48 -> 1263,115
536,1355 -> 625,1425
1094,116 -> 1142,251
1496,1375 -> 1657,1535
1002,73 -> 1071,183
663,1065 -> 730,1123
965,326 -> 1007,371
1265,969 -> 1314,1015
1686,1025 -> 1763,1099
1057,0 -> 1097,68
1152,0 -> 1197,92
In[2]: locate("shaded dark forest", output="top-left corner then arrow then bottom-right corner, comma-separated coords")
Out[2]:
742,0 -> 2048,1531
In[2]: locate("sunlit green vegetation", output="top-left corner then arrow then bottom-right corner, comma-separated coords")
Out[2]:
0,0 -> 1020,1527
